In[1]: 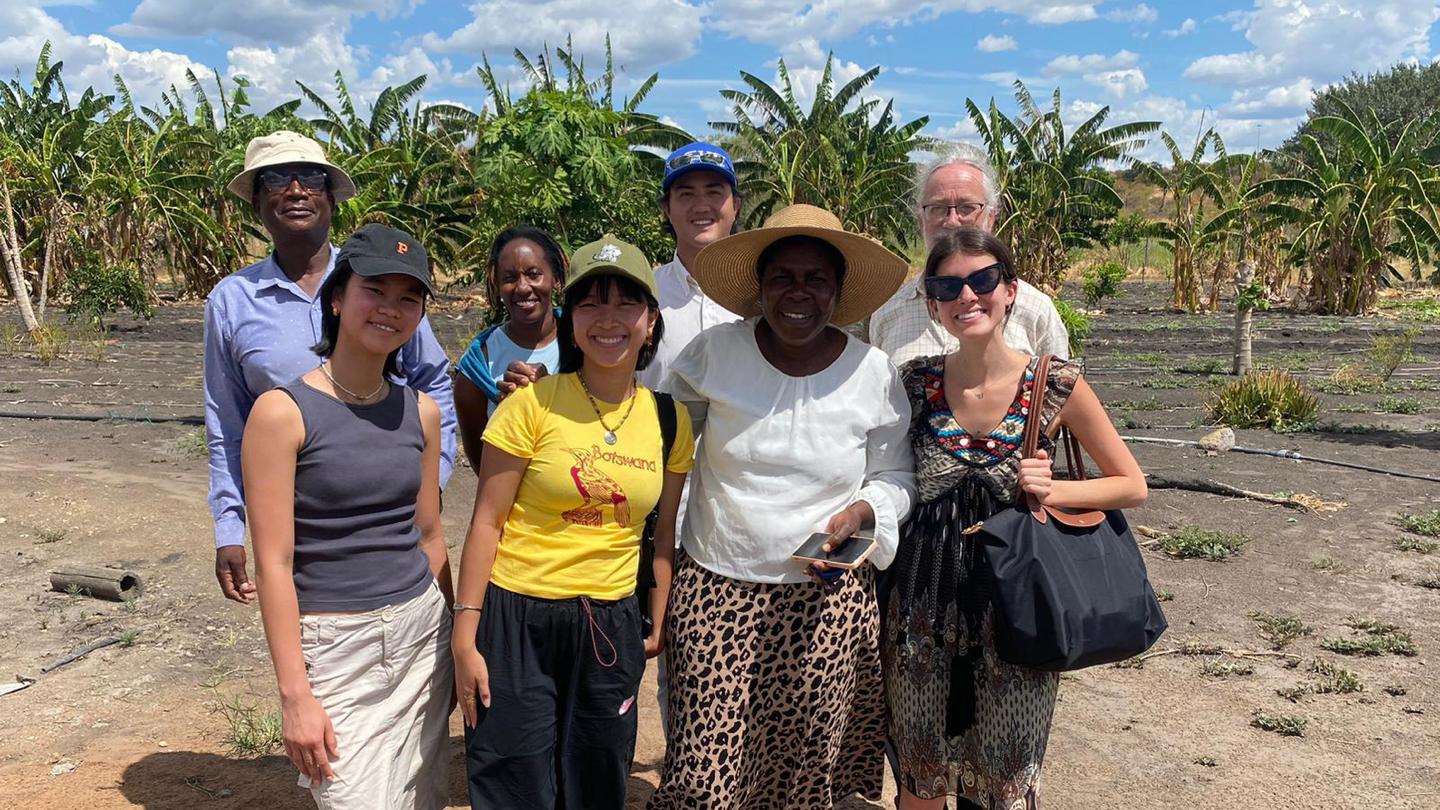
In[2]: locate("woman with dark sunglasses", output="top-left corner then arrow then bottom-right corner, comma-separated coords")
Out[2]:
883,227 -> 1146,810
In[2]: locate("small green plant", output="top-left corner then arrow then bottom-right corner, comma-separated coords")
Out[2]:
64,583 -> 89,598
1154,589 -> 1174,603
1261,349 -> 1323,372
1082,261 -> 1127,308
1158,527 -> 1249,561
1249,611 -> 1313,650
1365,328 -> 1420,382
1199,659 -> 1254,678
1395,510 -> 1440,537
1321,618 -> 1417,657
118,630 -> 141,648
35,527 -> 67,544
1208,370 -> 1319,432
1376,396 -> 1423,414
1176,358 -> 1226,374
1307,659 -> 1363,694
212,694 -> 284,757
1139,372 -> 1184,390
0,321 -> 20,355
1251,711 -> 1306,737
30,324 -> 68,365
1054,298 -> 1090,357
176,427 -> 208,459
1313,365 -> 1393,395
1379,296 -> 1440,322
1393,536 -> 1438,554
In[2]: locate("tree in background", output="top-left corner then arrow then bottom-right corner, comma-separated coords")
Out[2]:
1284,62 -> 1440,155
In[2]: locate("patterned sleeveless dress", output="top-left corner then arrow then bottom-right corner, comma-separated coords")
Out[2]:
882,355 -> 1081,809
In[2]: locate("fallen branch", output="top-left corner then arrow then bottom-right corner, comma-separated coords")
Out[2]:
39,634 -> 129,673
1143,474 -> 1345,512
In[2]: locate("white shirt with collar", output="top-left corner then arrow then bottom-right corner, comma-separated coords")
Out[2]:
866,274 -> 1070,367
638,255 -> 744,392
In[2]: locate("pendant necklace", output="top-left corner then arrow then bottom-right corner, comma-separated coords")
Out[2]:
321,361 -> 385,403
577,372 -> 637,445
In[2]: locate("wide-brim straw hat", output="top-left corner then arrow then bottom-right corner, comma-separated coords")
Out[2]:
226,130 -> 357,204
691,204 -> 908,326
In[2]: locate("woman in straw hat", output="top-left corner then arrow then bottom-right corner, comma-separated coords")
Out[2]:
647,204 -> 916,808
884,227 -> 1145,810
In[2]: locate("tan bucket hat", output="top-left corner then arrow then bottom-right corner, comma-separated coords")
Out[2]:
226,130 -> 357,203
691,204 -> 908,326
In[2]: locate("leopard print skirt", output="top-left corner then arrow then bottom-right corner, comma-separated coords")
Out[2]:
648,556 -> 886,809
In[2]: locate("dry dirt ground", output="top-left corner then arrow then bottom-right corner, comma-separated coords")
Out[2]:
0,281 -> 1437,809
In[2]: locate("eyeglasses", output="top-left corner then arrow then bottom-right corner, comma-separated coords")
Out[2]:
667,150 -> 728,171
923,263 -> 1006,301
921,202 -> 987,223
256,167 -> 329,193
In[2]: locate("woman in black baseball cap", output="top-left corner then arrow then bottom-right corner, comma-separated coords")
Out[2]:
243,223 -> 456,808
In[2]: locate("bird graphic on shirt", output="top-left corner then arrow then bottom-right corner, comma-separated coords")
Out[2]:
561,445 -> 631,527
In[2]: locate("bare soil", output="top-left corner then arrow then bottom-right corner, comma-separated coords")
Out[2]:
0,281 -> 1436,809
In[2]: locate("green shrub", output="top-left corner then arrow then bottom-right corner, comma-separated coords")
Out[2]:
1082,261 -> 1127,308
1376,396 -> 1423,414
1208,370 -> 1319,432
1365,328 -> 1420,382
1396,510 -> 1440,537
64,250 -> 153,329
1054,297 -> 1090,357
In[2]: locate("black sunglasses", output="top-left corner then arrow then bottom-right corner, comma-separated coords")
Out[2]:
923,263 -> 1006,301
256,167 -> 329,193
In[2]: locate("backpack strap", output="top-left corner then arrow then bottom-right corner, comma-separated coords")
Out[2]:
653,390 -> 677,471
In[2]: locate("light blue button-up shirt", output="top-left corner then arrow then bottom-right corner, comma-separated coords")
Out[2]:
203,247 -> 457,549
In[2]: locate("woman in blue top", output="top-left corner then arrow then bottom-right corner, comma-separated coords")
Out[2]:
454,226 -> 567,469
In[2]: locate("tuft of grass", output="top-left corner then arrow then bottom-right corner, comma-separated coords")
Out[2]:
1249,611 -> 1313,650
1251,711 -> 1306,737
34,527 -> 67,544
1199,659 -> 1254,678
1158,527 -> 1249,561
1208,370 -> 1319,432
212,694 -> 284,758
1139,372 -> 1185,390
64,582 -> 89,599
1365,328 -> 1420,382
1155,589 -> 1174,603
1376,396 -> 1423,414
1320,618 -> 1417,657
1192,756 -> 1218,767
1175,358 -> 1226,375
30,324 -> 69,365
1379,297 -> 1440,322
1261,349 -> 1323,372
1395,510 -> 1440,538
117,630 -> 141,648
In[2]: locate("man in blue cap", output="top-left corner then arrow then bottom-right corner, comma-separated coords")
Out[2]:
636,142 -> 745,395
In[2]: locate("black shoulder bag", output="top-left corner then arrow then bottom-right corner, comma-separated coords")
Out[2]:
638,390 -> 678,636
977,355 -> 1167,671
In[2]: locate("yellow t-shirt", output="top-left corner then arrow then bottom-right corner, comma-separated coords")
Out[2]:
483,373 -> 696,600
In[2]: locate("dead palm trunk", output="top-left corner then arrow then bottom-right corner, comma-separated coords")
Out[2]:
0,174 -> 40,333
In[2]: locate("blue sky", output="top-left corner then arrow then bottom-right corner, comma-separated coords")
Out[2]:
5,1 -> 1437,161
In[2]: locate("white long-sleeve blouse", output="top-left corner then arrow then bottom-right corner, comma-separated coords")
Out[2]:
666,318 -> 917,584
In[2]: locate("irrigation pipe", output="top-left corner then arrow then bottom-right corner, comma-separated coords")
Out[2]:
0,410 -> 202,426
1122,435 -> 1440,484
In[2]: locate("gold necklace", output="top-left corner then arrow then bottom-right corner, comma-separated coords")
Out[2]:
320,361 -> 385,402
577,371 -> 637,445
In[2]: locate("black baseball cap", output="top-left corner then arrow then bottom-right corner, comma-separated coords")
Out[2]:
335,223 -> 434,295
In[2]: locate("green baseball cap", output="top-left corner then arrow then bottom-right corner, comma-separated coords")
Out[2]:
568,234 -> 658,299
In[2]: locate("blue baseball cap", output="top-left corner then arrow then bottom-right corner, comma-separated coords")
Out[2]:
662,142 -> 737,193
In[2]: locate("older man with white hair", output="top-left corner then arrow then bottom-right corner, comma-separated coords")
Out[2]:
866,143 -> 1069,363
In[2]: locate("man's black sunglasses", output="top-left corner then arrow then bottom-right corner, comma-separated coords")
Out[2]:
255,167 -> 329,193
923,263 -> 1006,301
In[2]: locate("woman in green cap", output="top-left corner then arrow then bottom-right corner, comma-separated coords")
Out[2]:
451,235 -> 695,810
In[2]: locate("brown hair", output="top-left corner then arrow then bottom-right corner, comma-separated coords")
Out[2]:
922,226 -> 1019,283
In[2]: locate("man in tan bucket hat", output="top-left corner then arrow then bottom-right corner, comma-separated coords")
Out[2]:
203,131 -> 456,605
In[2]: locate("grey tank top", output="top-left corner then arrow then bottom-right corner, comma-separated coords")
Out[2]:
277,379 -> 433,612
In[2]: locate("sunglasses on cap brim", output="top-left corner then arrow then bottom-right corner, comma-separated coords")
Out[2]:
923,263 -> 1007,301
667,151 -> 728,171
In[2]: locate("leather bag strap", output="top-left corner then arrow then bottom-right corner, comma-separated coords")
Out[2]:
1021,355 -> 1105,528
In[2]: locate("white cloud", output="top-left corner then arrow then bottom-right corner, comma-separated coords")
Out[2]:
977,34 -> 1018,53
1044,50 -> 1139,75
114,0 -> 407,46
1184,0 -> 1439,88
1163,18 -> 1197,37
777,39 -> 871,112
1220,78 -> 1316,117
422,0 -> 704,73
1087,67 -> 1148,98
705,1 -> 1100,45
1104,3 -> 1157,23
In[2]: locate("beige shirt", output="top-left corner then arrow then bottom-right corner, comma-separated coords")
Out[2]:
866,275 -> 1070,366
